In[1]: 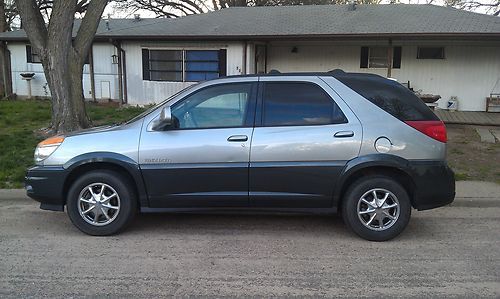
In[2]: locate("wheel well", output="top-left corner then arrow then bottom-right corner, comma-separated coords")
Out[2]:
63,162 -> 140,207
338,166 -> 416,209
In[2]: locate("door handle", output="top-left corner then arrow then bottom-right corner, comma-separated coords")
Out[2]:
334,131 -> 354,138
227,135 -> 248,142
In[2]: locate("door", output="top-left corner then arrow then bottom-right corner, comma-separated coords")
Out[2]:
139,82 -> 257,208
249,78 -> 362,208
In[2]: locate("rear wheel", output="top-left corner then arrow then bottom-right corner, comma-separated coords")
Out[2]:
67,170 -> 137,236
342,175 -> 411,241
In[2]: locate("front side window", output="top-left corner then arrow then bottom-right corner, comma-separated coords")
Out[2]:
143,49 -> 225,82
172,83 -> 253,129
262,82 -> 347,126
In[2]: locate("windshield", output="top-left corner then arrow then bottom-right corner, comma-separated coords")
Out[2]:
125,83 -> 199,125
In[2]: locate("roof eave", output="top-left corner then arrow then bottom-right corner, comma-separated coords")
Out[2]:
2,32 -> 500,42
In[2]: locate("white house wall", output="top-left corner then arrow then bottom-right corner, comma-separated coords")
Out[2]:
7,42 -> 120,100
266,40 -> 500,111
122,41 -> 245,105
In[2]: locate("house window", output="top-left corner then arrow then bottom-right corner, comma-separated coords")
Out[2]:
26,45 -> 42,63
142,49 -> 226,82
417,47 -> 445,59
360,46 -> 402,69
26,45 -> 89,64
368,47 -> 389,68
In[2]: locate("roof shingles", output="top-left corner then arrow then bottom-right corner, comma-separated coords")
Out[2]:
1,4 -> 499,41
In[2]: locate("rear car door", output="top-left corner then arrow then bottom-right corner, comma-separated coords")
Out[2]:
139,81 -> 257,208
249,77 -> 362,208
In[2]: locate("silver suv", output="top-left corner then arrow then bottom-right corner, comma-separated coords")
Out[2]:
25,71 -> 455,241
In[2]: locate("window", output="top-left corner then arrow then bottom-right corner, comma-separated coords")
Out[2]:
142,49 -> 227,82
360,46 -> 402,69
149,50 -> 183,81
26,45 -> 42,63
417,47 -> 445,59
262,82 -> 347,126
26,45 -> 89,64
368,47 -> 389,68
335,74 -> 439,121
171,83 -> 253,129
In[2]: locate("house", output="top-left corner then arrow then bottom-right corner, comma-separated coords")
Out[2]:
0,4 -> 499,111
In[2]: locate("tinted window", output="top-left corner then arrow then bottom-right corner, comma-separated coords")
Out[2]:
262,82 -> 347,126
335,75 -> 438,121
172,83 -> 252,129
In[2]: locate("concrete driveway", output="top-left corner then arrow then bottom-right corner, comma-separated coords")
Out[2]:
0,181 -> 499,298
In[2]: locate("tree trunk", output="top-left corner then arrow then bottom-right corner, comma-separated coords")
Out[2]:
40,44 -> 90,133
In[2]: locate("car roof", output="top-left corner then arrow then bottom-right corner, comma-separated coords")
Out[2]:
221,69 -> 388,82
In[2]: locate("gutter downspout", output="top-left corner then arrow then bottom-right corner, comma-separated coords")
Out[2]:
112,40 -> 128,105
89,44 -> 96,102
242,41 -> 247,75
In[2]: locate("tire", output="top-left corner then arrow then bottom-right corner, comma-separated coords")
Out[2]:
66,170 -> 137,236
341,175 -> 411,241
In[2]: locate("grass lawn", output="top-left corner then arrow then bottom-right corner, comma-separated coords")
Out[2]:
0,100 -> 499,188
0,100 -> 145,188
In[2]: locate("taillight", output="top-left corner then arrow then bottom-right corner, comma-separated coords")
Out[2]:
405,120 -> 447,143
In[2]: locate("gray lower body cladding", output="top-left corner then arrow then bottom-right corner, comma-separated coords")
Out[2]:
25,159 -> 455,212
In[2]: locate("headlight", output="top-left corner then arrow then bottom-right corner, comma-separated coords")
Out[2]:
34,136 -> 65,163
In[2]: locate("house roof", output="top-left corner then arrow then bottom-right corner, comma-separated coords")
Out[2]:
1,4 -> 499,41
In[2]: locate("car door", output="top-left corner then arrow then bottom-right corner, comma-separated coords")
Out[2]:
139,81 -> 257,208
249,77 -> 362,208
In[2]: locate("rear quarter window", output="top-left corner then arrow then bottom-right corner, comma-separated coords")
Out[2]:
336,75 -> 439,121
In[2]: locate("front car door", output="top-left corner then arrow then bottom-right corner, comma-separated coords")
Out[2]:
139,80 -> 257,208
249,76 -> 362,208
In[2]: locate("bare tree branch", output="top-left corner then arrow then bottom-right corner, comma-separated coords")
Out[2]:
15,0 -> 47,48
74,0 -> 108,57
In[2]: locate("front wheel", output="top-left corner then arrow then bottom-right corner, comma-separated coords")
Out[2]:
67,170 -> 137,236
342,176 -> 411,241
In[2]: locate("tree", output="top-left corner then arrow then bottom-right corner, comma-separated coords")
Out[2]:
114,0 -> 499,17
16,0 -> 109,134
444,0 -> 499,16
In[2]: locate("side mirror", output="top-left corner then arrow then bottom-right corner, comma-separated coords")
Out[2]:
151,106 -> 172,131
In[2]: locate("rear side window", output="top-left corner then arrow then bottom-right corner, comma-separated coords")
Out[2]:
336,75 -> 438,121
262,82 -> 347,126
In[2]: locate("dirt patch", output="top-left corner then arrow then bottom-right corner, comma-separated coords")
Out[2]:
447,124 -> 500,183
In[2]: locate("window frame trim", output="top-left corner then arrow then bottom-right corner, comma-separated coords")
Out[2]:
255,81 -> 348,128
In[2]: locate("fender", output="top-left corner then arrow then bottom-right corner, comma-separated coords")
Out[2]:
332,154 -> 414,205
63,152 -> 149,207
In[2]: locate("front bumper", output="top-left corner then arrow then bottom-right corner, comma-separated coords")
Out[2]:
409,161 -> 455,211
25,165 -> 67,211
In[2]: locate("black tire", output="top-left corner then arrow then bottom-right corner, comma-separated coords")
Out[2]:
341,175 -> 411,241
67,170 -> 137,236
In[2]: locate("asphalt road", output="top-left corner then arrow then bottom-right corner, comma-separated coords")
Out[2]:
0,181 -> 499,298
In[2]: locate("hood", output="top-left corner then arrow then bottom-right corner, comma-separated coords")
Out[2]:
65,124 -> 120,137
